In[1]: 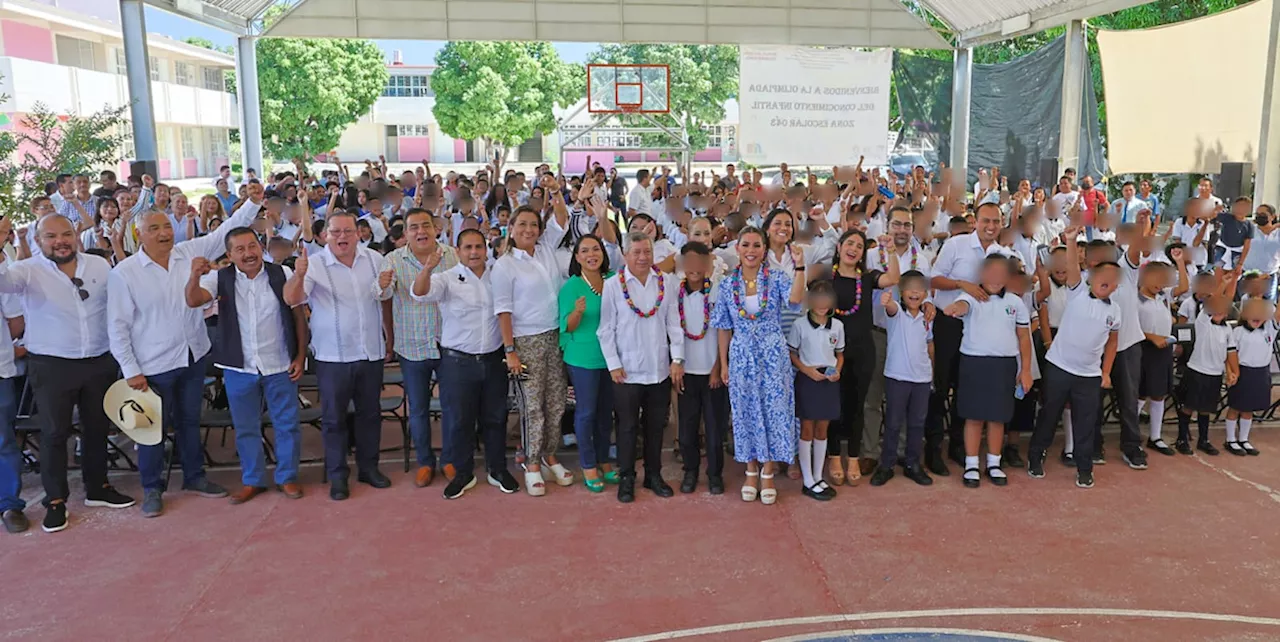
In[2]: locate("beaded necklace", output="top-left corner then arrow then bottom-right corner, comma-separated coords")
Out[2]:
678,277 -> 712,340
732,264 -> 770,320
832,264 -> 864,316
619,267 -> 664,318
877,244 -> 918,271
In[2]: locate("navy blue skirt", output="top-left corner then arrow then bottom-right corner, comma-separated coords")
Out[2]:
1228,365 -> 1271,413
1139,342 -> 1174,398
957,354 -> 1017,423
1178,368 -> 1223,414
795,373 -> 841,420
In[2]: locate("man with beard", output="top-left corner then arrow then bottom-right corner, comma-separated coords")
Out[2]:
108,183 -> 264,518
184,227 -> 308,504
284,212 -> 395,501
0,213 -> 131,533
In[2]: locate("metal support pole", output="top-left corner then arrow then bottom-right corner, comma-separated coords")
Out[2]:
236,36 -> 264,176
1059,20 -> 1087,175
119,0 -> 158,179
949,47 -> 973,182
1255,0 -> 1280,208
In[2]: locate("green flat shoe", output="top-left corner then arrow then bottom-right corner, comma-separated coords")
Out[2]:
603,470 -> 621,484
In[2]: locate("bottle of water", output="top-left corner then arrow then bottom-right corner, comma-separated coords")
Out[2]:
1014,383 -> 1025,400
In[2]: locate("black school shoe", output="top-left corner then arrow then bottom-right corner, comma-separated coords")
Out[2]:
801,483 -> 834,501
1027,451 -> 1046,479
708,476 -> 725,495
1060,450 -> 1075,467
1002,444 -> 1025,468
1197,439 -> 1220,456
869,466 -> 895,487
1225,441 -> 1247,456
680,470 -> 698,494
985,466 -> 1009,487
1174,440 -> 1194,455
643,476 -> 674,498
902,466 -> 933,486
1147,439 -> 1176,456
617,475 -> 636,503
925,450 -> 950,477
962,467 -> 980,488
1242,441 -> 1261,456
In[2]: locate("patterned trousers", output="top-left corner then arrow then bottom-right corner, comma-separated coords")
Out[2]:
515,329 -> 568,462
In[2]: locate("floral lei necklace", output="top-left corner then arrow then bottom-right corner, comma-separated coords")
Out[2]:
732,264 -> 771,320
878,243 -> 918,271
832,264 -> 864,316
619,267 -> 664,318
678,277 -> 711,339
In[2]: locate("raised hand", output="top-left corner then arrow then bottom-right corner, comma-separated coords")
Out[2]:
879,290 -> 892,307
295,244 -> 309,276
789,244 -> 804,267
190,256 -> 212,277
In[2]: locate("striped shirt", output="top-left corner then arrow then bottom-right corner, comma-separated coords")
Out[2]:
385,243 -> 459,360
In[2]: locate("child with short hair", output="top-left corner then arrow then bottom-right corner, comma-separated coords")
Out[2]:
1175,269 -> 1240,455
788,280 -> 845,501
872,270 -> 934,486
1223,298 -> 1277,456
1137,252 -> 1189,456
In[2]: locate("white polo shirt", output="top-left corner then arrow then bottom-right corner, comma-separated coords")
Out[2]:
1045,284 -> 1122,378
490,245 -> 563,338
1115,256 -> 1147,351
787,314 -> 845,370
867,241 -> 931,329
883,306 -> 933,384
932,232 -> 1005,307
1044,280 -> 1070,329
1233,321 -> 1277,368
414,263 -> 502,355
1137,290 -> 1173,338
1171,218 -> 1208,267
677,279 -> 719,376
955,291 -> 1030,358
1187,310 -> 1236,376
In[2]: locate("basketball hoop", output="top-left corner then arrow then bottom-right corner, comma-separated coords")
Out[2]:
586,64 -> 671,115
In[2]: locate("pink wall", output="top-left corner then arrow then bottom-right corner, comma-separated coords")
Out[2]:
562,152 -> 615,175
118,161 -> 130,180
182,159 -> 198,177
215,156 -> 229,171
158,159 -> 171,180
397,137 -> 430,163
694,149 -> 724,162
453,139 -> 467,162
1,20 -> 54,64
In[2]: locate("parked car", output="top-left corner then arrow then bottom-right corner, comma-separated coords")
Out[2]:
890,153 -> 932,178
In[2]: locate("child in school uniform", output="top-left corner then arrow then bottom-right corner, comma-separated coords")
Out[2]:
788,280 -> 845,501
1037,246 -> 1079,464
1137,255 -> 1189,457
872,270 -> 935,486
1175,270 -> 1240,455
1006,266 -> 1040,468
942,255 -> 1035,488
675,242 -> 729,494
1028,234 -> 1122,488
1223,298 -> 1277,456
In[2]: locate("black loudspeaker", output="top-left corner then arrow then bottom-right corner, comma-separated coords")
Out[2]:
1217,162 -> 1253,202
128,160 -> 158,183
1037,158 -> 1059,190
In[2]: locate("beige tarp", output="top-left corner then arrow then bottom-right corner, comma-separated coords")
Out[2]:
1096,0 -> 1272,174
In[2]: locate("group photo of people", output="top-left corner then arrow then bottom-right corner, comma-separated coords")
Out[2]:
0,154 -> 1275,534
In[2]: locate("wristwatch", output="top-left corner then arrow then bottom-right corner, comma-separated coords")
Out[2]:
503,345 -> 516,354
672,358 -> 685,366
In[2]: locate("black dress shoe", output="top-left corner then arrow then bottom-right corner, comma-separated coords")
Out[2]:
1197,440 -> 1220,456
902,466 -> 934,486
1175,440 -> 1194,455
869,466 -> 894,487
617,475 -> 636,503
708,476 -> 725,495
643,476 -> 674,498
948,444 -> 966,466
985,466 -> 1009,487
680,470 -> 698,494
357,470 -> 392,488
2,509 -> 29,534
925,450 -> 950,477
1002,444 -> 1025,468
329,479 -> 350,501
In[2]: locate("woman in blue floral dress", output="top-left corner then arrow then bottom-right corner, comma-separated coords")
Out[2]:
712,227 -> 807,505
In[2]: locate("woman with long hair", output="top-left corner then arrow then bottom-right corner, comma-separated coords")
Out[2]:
492,201 -> 572,495
198,195 -> 226,236
760,208 -> 837,334
80,197 -> 123,252
712,227 -> 806,504
559,234 -> 619,492
484,184 -> 509,221
824,229 -> 899,485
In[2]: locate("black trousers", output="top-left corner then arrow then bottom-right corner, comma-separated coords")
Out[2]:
1030,362 -> 1102,474
677,373 -> 729,477
315,359 -> 384,481
28,353 -> 119,506
614,379 -> 670,479
1097,343 -> 1143,455
828,333 -> 876,457
926,313 -> 964,451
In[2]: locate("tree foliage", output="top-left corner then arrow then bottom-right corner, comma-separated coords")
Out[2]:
588,44 -> 738,152
256,38 -> 387,160
431,41 -> 582,148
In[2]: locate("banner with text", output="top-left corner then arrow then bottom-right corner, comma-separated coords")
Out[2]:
738,46 -> 891,166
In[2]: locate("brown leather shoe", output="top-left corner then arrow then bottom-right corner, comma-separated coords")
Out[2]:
859,458 -> 877,476
443,463 -> 456,482
415,466 -> 435,488
228,486 -> 268,505
277,483 -> 303,499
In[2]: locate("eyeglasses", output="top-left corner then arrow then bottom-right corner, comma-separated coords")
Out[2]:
889,221 -> 914,229
70,277 -> 89,301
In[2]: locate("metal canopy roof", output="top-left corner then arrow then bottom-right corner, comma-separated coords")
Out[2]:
144,0 -> 277,32
260,0 -> 952,48
917,0 -> 1150,46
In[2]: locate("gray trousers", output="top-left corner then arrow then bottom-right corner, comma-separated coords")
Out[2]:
1098,343 -> 1143,455
859,329 -> 888,460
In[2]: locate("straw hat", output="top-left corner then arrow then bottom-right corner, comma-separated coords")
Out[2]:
103,380 -> 163,446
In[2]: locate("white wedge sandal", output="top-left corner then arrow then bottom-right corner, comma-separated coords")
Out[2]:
543,459 -> 574,487
760,472 -> 777,505
741,469 -> 759,502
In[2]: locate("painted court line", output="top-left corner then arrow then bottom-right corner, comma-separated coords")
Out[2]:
608,608 -> 1280,642
1193,456 -> 1280,504
762,627 -> 1062,642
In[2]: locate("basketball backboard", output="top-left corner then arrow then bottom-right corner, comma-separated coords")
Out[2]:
587,64 -> 670,114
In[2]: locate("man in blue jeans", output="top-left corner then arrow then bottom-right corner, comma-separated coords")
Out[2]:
0,294 -> 25,533
185,227 -> 309,504
382,209 -> 458,487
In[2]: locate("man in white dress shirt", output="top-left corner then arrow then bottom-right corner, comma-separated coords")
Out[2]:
0,216 -> 134,533
108,183 -> 263,518
627,169 -> 654,217
185,227 -> 309,504
284,211 -> 395,501
598,232 -> 685,503
412,228 -> 519,500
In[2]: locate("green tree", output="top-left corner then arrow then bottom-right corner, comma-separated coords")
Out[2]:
588,44 -> 738,152
430,41 -> 581,151
256,37 -> 387,161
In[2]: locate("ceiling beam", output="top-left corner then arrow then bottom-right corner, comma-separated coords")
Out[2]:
144,0 -> 251,34
955,0 -> 1146,47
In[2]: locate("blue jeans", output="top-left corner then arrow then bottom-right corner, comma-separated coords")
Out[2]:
0,378 -> 22,512
567,365 -> 613,470
439,351 -> 508,477
397,354 -> 440,468
223,369 -> 300,487
138,355 -> 210,492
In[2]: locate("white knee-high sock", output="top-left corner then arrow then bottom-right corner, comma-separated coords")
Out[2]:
1226,419 -> 1238,442
1063,409 -> 1075,454
798,440 -> 814,487
1148,400 -> 1166,441
1137,398 -> 1147,416
1240,418 -> 1253,441
813,439 -> 828,482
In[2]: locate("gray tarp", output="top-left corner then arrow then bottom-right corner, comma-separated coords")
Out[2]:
894,36 -> 1107,188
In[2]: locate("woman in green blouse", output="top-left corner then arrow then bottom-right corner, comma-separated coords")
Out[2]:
559,234 -> 618,492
